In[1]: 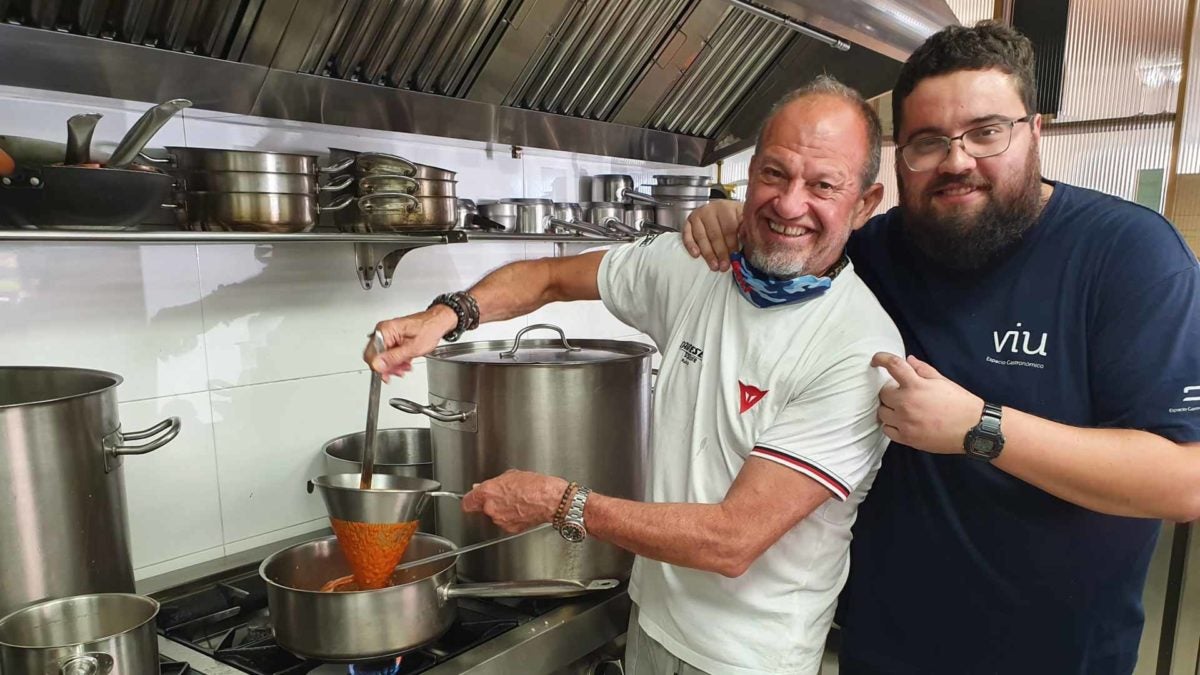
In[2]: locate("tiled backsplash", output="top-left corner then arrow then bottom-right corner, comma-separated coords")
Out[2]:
0,85 -> 696,578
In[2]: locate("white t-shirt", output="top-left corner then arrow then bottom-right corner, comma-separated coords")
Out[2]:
597,233 -> 903,675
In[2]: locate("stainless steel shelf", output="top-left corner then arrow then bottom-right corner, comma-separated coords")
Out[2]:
0,228 -> 633,290
0,229 -> 630,245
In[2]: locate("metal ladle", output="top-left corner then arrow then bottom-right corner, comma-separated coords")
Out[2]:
361,330 -> 386,489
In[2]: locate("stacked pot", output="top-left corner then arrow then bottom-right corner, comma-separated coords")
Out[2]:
162,147 -> 356,232
325,148 -> 460,232
648,174 -> 712,229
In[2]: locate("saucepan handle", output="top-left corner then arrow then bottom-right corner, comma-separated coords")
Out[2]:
390,398 -> 472,422
443,578 -> 620,599
428,491 -> 463,500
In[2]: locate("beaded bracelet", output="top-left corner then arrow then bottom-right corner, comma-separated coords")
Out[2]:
552,481 -> 579,531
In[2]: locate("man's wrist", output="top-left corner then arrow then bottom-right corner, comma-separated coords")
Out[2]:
428,304 -> 459,334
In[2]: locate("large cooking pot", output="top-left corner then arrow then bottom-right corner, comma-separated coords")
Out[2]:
185,192 -> 353,232
0,367 -> 181,619
390,324 -> 652,583
261,533 -> 618,662
173,171 -> 353,195
159,147 -> 352,175
322,428 -> 437,533
0,594 -> 159,675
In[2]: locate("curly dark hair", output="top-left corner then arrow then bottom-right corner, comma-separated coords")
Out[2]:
891,20 -> 1037,142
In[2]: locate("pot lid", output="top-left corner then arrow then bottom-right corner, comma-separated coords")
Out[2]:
429,324 -> 654,365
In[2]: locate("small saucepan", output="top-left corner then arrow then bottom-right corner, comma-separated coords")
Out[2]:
261,533 -> 618,663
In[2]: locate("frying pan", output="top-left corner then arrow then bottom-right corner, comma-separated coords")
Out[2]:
0,166 -> 175,230
260,532 -> 618,663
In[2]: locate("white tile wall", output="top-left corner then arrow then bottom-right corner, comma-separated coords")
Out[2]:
0,85 -> 676,578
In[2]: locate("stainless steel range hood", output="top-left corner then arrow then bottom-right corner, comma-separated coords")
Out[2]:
0,0 -> 957,166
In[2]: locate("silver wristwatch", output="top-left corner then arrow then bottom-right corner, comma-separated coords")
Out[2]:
559,487 -> 591,543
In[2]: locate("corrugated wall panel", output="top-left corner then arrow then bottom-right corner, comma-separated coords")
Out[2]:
1174,0 -> 1200,173
1056,0 -> 1185,122
1039,119 -> 1173,206
944,0 -> 993,27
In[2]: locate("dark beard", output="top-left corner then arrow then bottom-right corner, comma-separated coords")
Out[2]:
898,155 -> 1043,272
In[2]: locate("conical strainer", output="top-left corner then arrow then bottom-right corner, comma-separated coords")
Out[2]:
307,473 -> 459,524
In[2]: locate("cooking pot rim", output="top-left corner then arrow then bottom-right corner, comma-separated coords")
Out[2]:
428,338 -> 656,364
259,533 -> 457,596
0,593 -> 158,650
321,427 -> 432,465
0,365 -> 123,410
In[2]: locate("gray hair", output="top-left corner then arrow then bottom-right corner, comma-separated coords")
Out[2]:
754,74 -> 882,191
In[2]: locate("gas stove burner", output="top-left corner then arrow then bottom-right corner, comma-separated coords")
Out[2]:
347,657 -> 404,675
154,569 -> 587,674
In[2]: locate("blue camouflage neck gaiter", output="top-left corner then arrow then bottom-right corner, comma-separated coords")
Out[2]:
729,250 -> 843,308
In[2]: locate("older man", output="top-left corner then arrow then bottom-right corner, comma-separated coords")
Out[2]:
685,21 -> 1200,675
365,76 -> 901,675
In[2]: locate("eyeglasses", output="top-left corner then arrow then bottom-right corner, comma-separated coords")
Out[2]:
897,114 -> 1037,172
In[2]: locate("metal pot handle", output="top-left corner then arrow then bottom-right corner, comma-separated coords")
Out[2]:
500,323 -> 581,359
317,156 -> 355,174
355,152 -> 417,176
443,578 -> 619,599
621,188 -> 668,207
59,653 -> 113,675
107,416 -> 181,461
318,174 -> 354,192
358,192 -> 419,213
389,398 -> 472,422
318,193 -> 356,213
360,174 -> 419,194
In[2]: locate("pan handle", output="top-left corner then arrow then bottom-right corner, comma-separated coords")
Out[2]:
621,188 -> 668,207
500,323 -> 581,359
443,578 -> 620,599
319,174 -> 354,192
318,157 -> 356,174
389,398 -> 472,422
359,192 -> 419,213
318,194 -> 356,213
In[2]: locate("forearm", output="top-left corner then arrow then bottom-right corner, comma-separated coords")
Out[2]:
585,493 -> 756,577
466,252 -> 604,324
994,408 -> 1200,521
468,259 -> 559,324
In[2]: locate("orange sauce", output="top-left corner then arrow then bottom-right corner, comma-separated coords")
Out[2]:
327,517 -> 420,591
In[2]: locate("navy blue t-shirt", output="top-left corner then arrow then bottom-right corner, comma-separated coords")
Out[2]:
839,181 -> 1200,675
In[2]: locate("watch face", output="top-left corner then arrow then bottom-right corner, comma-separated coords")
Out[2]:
560,523 -> 586,543
970,437 -> 996,455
